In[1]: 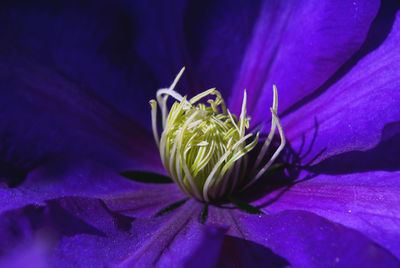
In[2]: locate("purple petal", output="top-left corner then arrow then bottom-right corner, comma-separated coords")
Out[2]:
182,0 -> 263,97
0,232 -> 52,268
0,197 -> 225,267
252,170 -> 400,259
0,0 -> 159,125
0,1 -> 163,174
208,207 -> 400,267
0,197 -> 144,267
120,199 -> 225,268
103,189 -> 185,219
122,0 -> 191,91
283,10 -> 400,164
121,1 -> 268,100
217,235 -> 289,267
55,198 -> 224,267
229,0 -> 379,123
0,157 -> 184,217
0,197 -> 135,267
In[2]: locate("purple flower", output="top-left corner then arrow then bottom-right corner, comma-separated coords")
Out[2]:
1,0 -> 400,267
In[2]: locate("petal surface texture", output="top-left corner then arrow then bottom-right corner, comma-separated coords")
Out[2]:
251,170 -> 400,260
208,207 -> 399,267
0,198 -> 225,267
283,9 -> 400,164
229,0 -> 379,123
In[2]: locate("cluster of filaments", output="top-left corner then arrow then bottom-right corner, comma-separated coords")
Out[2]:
150,68 -> 285,202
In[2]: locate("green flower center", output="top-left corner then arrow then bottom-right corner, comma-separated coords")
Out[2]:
150,68 -> 285,202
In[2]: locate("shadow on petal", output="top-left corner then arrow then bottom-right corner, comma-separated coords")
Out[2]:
282,0 -> 400,117
217,235 -> 290,268
306,121 -> 400,174
244,119 -> 400,207
237,118 -> 320,204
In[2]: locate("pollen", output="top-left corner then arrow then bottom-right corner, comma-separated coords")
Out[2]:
150,68 -> 285,202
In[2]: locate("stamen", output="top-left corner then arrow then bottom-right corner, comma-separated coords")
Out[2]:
150,68 -> 284,202
157,88 -> 188,107
178,111 -> 203,200
202,133 -> 254,202
253,84 -> 278,170
149,100 -> 160,147
243,108 -> 286,190
239,90 -> 247,137
157,67 -> 186,127
189,88 -> 216,104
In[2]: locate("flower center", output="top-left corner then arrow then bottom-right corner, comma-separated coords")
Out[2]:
150,68 -> 285,202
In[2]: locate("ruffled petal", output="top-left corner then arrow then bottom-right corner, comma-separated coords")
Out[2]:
0,197 -> 225,267
0,157 -> 184,217
252,170 -> 400,259
229,0 -> 379,123
283,9 -> 400,164
0,197 -> 138,267
208,207 -> 400,267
